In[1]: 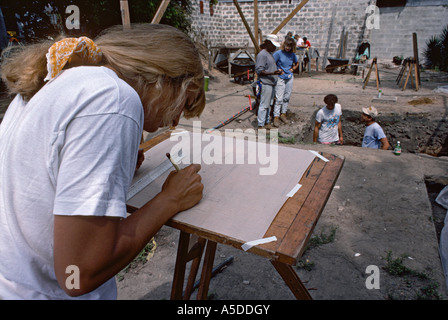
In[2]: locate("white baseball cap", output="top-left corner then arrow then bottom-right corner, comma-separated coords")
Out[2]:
265,34 -> 280,47
362,106 -> 378,118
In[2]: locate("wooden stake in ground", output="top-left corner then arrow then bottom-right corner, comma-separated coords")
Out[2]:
413,33 -> 421,86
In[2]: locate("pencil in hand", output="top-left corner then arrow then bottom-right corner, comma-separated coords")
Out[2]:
166,153 -> 180,171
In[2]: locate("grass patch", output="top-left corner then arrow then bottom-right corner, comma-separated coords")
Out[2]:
383,250 -> 444,300
297,225 -> 338,271
278,134 -> 296,144
306,225 -> 338,251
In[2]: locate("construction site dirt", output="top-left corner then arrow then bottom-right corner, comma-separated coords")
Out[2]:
1,58 -> 447,301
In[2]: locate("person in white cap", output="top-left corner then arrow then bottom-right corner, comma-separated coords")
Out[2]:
255,34 -> 282,130
361,106 -> 391,150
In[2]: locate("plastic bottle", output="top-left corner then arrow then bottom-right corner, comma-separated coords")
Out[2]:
378,90 -> 382,98
393,141 -> 401,156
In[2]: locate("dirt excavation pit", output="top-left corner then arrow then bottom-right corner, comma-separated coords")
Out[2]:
279,107 -> 448,157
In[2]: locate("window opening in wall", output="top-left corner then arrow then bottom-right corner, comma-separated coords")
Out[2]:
376,0 -> 407,7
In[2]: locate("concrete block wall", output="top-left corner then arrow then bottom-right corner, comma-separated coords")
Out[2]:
190,0 -> 374,65
189,0 -> 448,63
369,4 -> 448,61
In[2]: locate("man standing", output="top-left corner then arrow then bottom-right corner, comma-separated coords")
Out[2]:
361,106 -> 391,150
255,34 -> 282,130
313,94 -> 343,145
273,37 -> 298,127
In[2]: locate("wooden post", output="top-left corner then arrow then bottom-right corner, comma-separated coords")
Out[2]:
152,0 -> 171,24
322,3 -> 337,70
271,0 -> 309,35
413,33 -> 421,86
233,0 -> 260,53
254,0 -> 259,54
120,0 -> 131,29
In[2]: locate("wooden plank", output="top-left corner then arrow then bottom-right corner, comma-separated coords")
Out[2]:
152,0 -> 171,24
120,0 -> 131,29
254,0 -> 259,54
271,0 -> 309,35
322,3 -> 337,70
232,0 -> 261,53
167,217 -> 279,261
260,157 -> 324,253
275,154 -> 344,264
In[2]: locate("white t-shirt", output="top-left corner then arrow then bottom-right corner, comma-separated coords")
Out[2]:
0,66 -> 144,299
315,103 -> 342,143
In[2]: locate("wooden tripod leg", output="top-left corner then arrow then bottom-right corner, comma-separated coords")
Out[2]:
362,60 -> 374,89
171,231 -> 191,300
414,63 -> 419,91
271,261 -> 312,300
171,232 -> 207,300
196,241 -> 217,300
402,63 -> 413,91
183,237 -> 207,299
374,61 -> 380,90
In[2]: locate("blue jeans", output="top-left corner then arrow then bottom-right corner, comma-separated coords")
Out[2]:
274,77 -> 293,117
257,83 -> 275,127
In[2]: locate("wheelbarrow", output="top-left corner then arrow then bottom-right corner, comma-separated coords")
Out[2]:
325,57 -> 350,73
230,59 -> 255,84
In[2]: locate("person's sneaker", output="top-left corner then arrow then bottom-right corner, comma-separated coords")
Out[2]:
280,113 -> 289,124
273,117 -> 280,127
263,123 -> 272,130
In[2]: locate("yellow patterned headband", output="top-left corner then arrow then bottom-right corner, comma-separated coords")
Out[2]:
44,36 -> 102,81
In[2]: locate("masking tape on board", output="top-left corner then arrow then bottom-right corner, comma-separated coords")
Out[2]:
241,236 -> 277,251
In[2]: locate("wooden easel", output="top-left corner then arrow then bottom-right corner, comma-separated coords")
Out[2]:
362,57 -> 380,90
397,57 -> 419,91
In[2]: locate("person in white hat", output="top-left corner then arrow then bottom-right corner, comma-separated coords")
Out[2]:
361,106 -> 391,150
255,34 -> 282,129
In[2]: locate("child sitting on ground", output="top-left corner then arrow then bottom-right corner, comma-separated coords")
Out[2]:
313,94 -> 343,145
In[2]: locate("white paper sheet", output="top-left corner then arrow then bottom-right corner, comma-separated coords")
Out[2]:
127,131 -> 317,243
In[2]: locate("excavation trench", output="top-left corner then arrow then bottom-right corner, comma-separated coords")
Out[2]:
286,109 -> 448,157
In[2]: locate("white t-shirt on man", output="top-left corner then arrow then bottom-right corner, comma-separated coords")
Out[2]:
0,66 -> 143,299
315,103 -> 342,143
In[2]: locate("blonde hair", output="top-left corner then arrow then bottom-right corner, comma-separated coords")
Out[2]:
1,24 -> 205,123
281,37 -> 297,53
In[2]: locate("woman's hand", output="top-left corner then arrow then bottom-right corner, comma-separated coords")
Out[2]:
162,163 -> 203,213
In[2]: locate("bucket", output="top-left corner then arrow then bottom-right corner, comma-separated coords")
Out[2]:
204,76 -> 209,92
